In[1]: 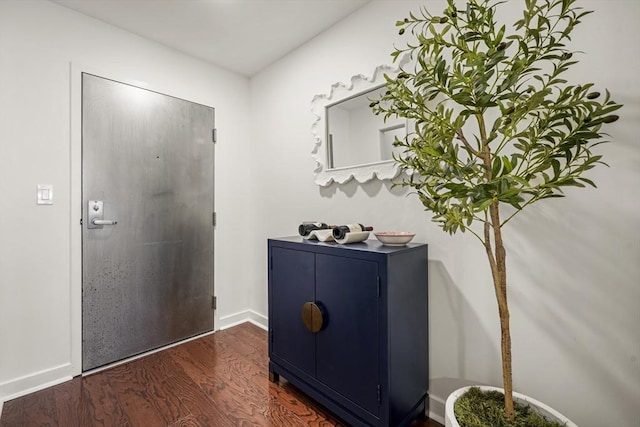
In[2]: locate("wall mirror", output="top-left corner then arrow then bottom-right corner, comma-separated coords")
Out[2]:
311,57 -> 409,186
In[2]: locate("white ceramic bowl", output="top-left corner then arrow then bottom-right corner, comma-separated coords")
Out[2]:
374,231 -> 415,246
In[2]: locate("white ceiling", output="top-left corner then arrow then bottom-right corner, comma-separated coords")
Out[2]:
52,0 -> 371,76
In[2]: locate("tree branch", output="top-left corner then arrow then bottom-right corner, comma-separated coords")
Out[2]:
456,129 -> 480,157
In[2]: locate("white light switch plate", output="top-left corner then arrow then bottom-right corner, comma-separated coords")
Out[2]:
37,184 -> 53,205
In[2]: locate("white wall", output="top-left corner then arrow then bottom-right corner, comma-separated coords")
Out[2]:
0,0 -> 253,401
249,1 -> 640,426
1,1 -> 638,426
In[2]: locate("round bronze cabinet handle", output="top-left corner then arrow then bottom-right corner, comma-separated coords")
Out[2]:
301,302 -> 324,333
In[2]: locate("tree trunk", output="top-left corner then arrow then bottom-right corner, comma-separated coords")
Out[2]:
484,200 -> 514,419
477,112 -> 514,419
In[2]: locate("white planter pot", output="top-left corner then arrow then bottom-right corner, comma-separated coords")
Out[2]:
444,386 -> 577,427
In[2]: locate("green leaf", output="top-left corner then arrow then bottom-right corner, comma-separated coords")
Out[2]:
474,198 -> 494,212
495,25 -> 506,45
492,156 -> 502,178
578,177 -> 597,187
502,156 -> 514,173
551,158 -> 561,179
375,0 -> 622,235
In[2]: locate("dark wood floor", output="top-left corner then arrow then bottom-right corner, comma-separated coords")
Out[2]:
0,322 -> 443,427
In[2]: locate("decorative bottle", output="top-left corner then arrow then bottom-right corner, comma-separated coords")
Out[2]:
298,222 -> 332,236
332,224 -> 374,240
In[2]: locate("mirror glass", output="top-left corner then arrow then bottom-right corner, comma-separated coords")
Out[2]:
326,85 -> 406,169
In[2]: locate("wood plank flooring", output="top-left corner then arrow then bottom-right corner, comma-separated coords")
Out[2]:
0,322 -> 443,427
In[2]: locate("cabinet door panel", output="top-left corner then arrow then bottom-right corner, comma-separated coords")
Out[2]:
315,254 -> 379,416
270,247 -> 315,377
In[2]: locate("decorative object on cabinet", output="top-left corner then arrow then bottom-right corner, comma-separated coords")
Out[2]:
298,222 -> 333,237
310,55 -> 410,186
304,229 -> 336,242
333,230 -> 369,244
299,222 -> 374,244
374,231 -> 415,246
298,222 -> 336,241
268,237 -> 428,426
332,223 -> 373,244
372,0 -> 621,424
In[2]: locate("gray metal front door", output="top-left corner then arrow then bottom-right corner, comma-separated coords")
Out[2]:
82,73 -> 215,371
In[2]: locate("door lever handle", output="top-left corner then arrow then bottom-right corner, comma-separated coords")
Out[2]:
91,219 -> 118,226
88,200 -> 117,229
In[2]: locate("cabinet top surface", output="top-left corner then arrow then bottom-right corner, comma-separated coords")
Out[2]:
268,236 -> 427,255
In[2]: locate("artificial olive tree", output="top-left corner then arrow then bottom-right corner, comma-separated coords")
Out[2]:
373,0 -> 621,420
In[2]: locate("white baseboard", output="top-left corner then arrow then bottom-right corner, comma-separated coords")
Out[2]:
429,391 -> 446,424
429,412 -> 445,425
0,363 -> 74,405
218,309 -> 267,331
429,404 -> 446,425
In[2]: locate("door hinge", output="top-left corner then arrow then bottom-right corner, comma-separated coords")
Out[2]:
212,296 -> 217,310
377,276 -> 381,298
377,384 -> 381,405
212,212 -> 217,226
212,128 -> 217,143
80,218 -> 83,225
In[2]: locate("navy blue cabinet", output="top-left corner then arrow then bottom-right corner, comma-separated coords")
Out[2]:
268,237 -> 429,426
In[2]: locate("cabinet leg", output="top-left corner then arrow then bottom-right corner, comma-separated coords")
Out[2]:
419,400 -> 428,419
269,371 -> 280,384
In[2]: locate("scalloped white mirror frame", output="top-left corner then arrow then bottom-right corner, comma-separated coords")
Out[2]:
311,56 -> 410,186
